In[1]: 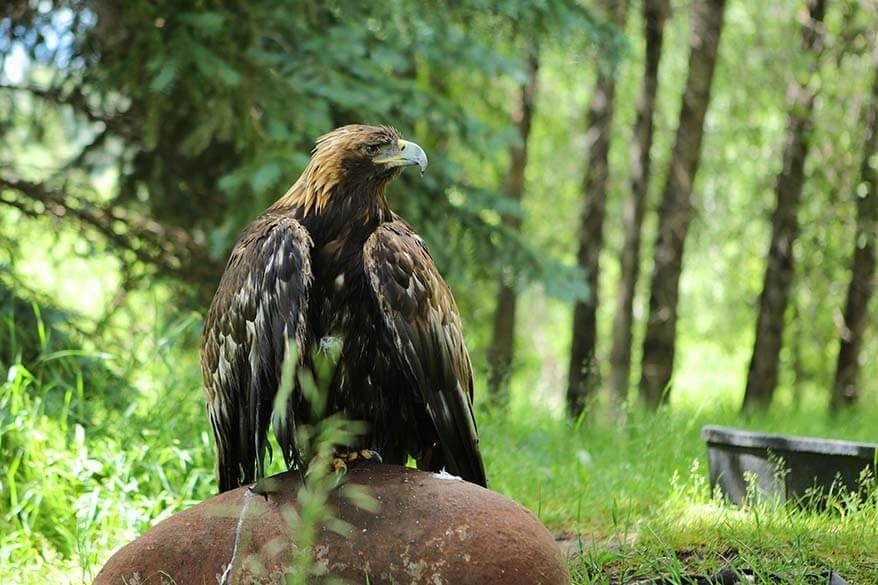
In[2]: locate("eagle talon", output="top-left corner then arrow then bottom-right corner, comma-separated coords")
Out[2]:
331,457 -> 349,474
358,449 -> 383,463
331,449 -> 383,474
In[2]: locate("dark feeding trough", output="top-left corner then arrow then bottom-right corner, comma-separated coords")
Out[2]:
701,425 -> 877,505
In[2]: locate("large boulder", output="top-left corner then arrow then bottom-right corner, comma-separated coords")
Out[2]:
94,463 -> 568,585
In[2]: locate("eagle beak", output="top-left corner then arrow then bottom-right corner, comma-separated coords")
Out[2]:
375,139 -> 428,175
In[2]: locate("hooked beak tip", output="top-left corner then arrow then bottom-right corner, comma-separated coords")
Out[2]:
397,139 -> 428,174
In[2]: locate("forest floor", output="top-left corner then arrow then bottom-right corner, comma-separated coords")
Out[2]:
2,310 -> 877,584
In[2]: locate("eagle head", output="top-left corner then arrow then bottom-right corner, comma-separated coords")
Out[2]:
317,125 -> 428,177
280,125 -> 428,215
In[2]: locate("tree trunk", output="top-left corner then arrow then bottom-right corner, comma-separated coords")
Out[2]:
741,0 -> 827,413
607,0 -> 670,406
830,45 -> 878,412
487,51 -> 540,405
638,0 -> 726,409
566,0 -> 630,418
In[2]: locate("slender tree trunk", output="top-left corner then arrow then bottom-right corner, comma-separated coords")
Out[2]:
742,0 -> 827,413
608,0 -> 670,406
638,0 -> 726,409
567,0 -> 630,418
487,51 -> 540,405
830,45 -> 878,412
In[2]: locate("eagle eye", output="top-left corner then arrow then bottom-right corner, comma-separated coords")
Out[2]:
364,143 -> 381,156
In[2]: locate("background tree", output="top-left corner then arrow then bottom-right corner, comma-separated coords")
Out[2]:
638,0 -> 726,409
607,0 -> 670,406
487,49 -> 540,405
742,0 -> 828,413
566,0 -> 630,417
831,42 -> 878,412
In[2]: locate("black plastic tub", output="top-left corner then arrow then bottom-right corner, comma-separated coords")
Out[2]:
701,425 -> 877,505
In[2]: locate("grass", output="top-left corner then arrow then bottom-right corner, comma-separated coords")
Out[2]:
1,297 -> 877,584
482,407 -> 878,583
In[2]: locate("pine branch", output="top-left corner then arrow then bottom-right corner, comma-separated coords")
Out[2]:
0,175 -> 222,295
0,83 -> 134,138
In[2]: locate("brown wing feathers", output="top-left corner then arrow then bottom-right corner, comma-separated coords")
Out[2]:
365,221 -> 487,486
201,215 -> 312,492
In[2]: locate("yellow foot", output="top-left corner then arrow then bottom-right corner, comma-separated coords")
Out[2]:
330,449 -> 383,473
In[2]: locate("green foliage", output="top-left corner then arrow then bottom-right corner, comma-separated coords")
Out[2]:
0,296 -> 215,584
1,0 -> 605,307
0,276 -> 124,415
481,404 -> 878,584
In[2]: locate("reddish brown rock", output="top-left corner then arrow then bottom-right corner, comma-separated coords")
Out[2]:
94,463 -> 568,585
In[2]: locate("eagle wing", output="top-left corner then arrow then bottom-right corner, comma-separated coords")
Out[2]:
364,220 -> 486,486
201,214 -> 312,492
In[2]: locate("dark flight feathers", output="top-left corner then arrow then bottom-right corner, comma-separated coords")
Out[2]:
202,214 -> 312,492
365,221 -> 486,485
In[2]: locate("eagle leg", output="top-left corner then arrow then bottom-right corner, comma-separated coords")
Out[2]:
330,448 -> 383,474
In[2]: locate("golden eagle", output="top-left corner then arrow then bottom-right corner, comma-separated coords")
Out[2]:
201,125 -> 486,492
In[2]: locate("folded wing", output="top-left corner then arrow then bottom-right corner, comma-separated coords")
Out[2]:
201,214 -> 312,492
364,220 -> 486,486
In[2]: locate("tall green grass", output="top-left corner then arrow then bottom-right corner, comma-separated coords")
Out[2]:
2,294 -> 877,583
0,299 -> 215,584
